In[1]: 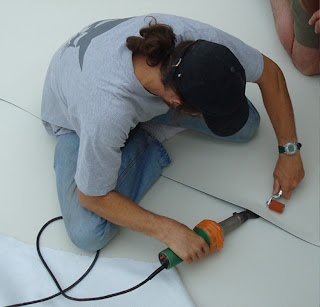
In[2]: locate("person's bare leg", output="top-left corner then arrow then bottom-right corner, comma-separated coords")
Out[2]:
270,0 -> 295,55
292,40 -> 320,75
270,0 -> 319,75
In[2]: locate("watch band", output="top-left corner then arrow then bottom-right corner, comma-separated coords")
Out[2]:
278,142 -> 302,154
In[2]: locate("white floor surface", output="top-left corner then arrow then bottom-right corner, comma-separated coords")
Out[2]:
1,0 -> 319,306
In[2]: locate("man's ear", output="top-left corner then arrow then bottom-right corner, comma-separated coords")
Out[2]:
170,93 -> 182,107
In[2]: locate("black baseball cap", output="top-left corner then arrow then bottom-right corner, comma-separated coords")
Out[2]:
164,40 -> 249,137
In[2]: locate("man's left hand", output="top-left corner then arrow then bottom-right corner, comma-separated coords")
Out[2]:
273,153 -> 305,199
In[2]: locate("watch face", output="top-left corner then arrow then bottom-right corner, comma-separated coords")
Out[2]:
285,142 -> 297,155
288,144 -> 295,152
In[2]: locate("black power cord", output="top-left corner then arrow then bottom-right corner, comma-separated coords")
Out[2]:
4,216 -> 167,307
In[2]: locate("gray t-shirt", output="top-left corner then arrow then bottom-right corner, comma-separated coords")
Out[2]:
41,13 -> 264,196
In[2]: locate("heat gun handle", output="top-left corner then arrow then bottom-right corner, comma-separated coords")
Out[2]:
158,247 -> 182,269
158,227 -> 211,269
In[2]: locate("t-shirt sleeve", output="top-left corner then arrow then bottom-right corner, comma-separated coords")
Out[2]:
211,30 -> 264,82
173,19 -> 264,82
75,131 -> 122,196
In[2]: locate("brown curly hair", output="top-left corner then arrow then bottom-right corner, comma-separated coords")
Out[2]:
126,17 -> 201,115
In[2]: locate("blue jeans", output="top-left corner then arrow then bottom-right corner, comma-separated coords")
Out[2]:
54,99 -> 260,252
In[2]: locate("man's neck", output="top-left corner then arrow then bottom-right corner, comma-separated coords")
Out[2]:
132,54 -> 163,96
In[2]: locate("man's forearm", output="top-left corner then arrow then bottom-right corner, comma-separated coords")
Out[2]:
255,55 -> 304,199
78,189 -> 170,242
77,189 -> 211,263
256,55 -> 298,144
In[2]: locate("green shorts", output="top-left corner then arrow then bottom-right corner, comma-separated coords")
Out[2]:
290,0 -> 319,48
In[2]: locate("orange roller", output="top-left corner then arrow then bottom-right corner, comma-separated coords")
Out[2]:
268,199 -> 285,213
267,190 -> 285,214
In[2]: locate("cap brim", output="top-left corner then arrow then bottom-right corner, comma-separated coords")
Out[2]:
203,96 -> 249,137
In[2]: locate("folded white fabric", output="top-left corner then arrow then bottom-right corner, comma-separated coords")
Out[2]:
0,234 -> 194,307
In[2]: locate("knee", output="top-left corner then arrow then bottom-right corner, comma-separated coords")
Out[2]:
232,104 -> 261,143
67,220 -> 119,252
292,58 -> 320,75
234,124 -> 260,143
291,44 -> 320,76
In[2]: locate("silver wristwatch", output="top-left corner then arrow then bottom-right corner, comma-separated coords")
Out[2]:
278,142 -> 302,155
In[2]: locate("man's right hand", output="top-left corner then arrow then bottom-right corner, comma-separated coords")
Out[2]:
78,189 -> 210,264
162,219 -> 210,264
